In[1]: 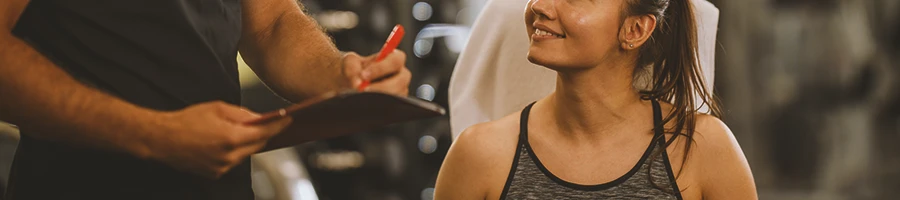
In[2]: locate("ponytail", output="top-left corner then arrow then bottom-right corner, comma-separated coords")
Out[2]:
626,0 -> 723,193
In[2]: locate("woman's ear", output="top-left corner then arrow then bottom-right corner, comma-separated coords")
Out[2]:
618,14 -> 657,50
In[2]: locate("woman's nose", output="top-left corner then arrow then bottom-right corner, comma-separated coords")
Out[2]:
530,0 -> 556,20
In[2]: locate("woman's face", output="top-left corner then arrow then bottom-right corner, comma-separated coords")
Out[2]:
525,0 -> 627,70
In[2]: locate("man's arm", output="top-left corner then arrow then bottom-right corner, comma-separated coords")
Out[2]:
0,0 -> 291,178
240,0 -> 410,102
0,0 -> 160,158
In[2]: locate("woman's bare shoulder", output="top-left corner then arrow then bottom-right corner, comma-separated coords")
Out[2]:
692,114 -> 757,198
453,111 -> 523,163
435,111 -> 523,199
690,114 -> 744,163
668,113 -> 757,199
655,101 -> 756,199
459,111 -> 521,142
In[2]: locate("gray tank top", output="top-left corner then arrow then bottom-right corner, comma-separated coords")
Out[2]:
500,100 -> 683,199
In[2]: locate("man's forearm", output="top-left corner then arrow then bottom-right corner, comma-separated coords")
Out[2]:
0,33 -> 159,158
239,1 -> 346,102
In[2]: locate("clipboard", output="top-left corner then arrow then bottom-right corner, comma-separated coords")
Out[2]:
249,90 -> 447,151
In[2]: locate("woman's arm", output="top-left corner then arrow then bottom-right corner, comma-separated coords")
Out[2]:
436,119 -> 525,200
693,115 -> 759,199
435,126 -> 492,199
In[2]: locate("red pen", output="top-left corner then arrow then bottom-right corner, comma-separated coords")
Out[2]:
358,24 -> 405,91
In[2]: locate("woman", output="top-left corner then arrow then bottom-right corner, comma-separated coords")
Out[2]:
435,0 -> 757,199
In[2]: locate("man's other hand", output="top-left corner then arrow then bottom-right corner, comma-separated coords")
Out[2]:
144,101 -> 292,179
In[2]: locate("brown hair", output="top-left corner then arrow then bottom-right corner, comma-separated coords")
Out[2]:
624,0 -> 724,192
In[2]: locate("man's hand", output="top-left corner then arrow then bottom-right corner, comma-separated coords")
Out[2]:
240,0 -> 412,101
144,101 -> 292,179
342,50 -> 411,96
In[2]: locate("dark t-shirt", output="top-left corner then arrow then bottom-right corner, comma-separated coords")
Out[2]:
7,0 -> 251,199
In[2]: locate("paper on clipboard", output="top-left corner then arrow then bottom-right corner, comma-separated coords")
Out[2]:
249,90 -> 446,151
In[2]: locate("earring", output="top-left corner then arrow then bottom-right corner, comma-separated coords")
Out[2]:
629,44 -> 634,48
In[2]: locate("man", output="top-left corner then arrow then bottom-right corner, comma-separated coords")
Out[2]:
0,0 -> 410,199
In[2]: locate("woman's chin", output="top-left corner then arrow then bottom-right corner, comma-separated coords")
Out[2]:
527,55 -> 549,67
526,52 -> 555,66
527,54 -> 578,71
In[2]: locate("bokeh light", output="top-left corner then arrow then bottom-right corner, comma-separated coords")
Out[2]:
413,2 -> 434,21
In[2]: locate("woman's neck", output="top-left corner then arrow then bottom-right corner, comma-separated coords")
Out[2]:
542,63 -> 645,139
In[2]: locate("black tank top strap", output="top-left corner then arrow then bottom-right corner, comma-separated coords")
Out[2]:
519,102 -> 536,143
499,102 -> 537,200
651,99 -> 664,138
651,99 -> 685,199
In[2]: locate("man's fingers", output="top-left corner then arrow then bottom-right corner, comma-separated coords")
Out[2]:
204,140 -> 267,180
365,67 -> 411,96
257,116 -> 293,139
211,118 -> 289,178
232,116 -> 292,145
361,50 -> 406,81
212,102 -> 261,123
229,141 -> 268,164
342,52 -> 365,88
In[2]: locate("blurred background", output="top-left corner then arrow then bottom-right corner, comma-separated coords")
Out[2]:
1,0 -> 898,199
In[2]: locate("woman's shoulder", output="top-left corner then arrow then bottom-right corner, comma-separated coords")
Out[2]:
453,111 -> 523,159
655,102 -> 738,155
655,100 -> 755,198
690,114 -> 742,160
435,111 -> 525,199
666,113 -> 756,199
667,112 -> 743,168
691,114 -> 757,198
